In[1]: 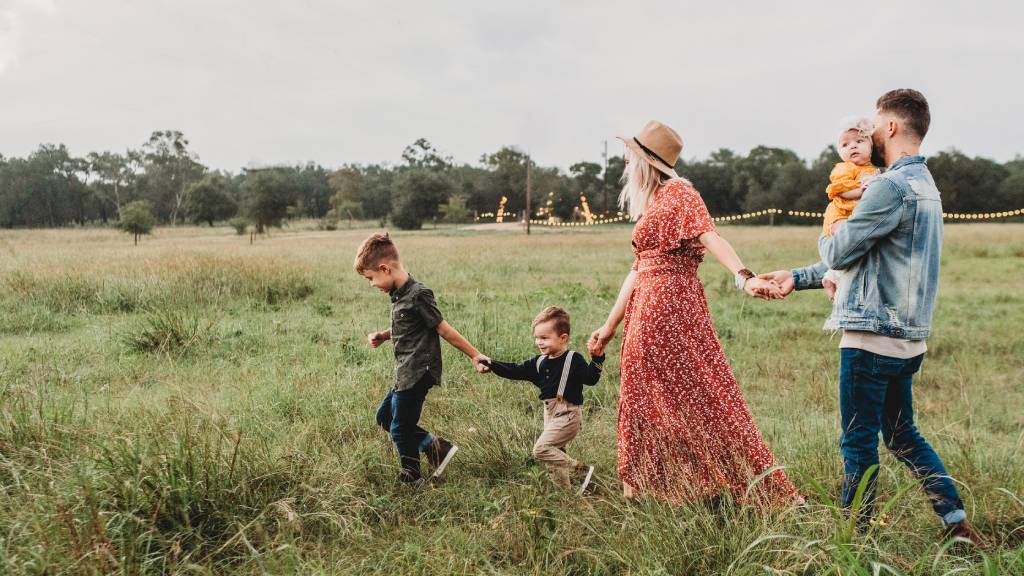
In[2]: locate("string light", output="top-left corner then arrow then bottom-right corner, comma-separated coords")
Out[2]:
941,209 -> 1023,220
478,206 -> 1023,225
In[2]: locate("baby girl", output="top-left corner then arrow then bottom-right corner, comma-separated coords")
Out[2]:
822,117 -> 879,299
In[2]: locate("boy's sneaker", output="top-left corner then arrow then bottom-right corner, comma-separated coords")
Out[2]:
398,470 -> 426,491
574,464 -> 595,496
426,438 -> 459,479
943,520 -> 988,549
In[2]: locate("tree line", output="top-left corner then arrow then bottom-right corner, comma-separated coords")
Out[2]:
2,131 -> 1022,231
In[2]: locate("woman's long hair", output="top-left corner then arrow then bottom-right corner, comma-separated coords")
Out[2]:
618,147 -> 669,221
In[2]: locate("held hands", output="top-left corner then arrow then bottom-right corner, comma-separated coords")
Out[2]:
472,354 -> 492,373
743,277 -> 784,301
756,270 -> 796,298
587,324 -> 616,357
367,331 -> 390,348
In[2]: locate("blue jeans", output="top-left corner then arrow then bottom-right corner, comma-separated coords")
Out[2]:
375,373 -> 435,480
839,348 -> 965,526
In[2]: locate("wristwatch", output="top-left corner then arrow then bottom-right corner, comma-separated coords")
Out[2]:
734,268 -> 755,291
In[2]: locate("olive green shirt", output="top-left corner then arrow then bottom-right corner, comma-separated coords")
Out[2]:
389,275 -> 444,391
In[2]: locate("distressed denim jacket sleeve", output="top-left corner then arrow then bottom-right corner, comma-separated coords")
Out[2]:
818,177 -> 904,271
792,260 -> 828,291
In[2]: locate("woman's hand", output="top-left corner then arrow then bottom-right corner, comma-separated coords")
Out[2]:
743,277 -> 783,301
588,324 -> 616,357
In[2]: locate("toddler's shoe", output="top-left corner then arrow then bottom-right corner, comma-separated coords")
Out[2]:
574,464 -> 595,495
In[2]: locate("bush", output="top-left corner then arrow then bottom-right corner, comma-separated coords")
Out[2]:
229,216 -> 249,235
121,309 -> 214,354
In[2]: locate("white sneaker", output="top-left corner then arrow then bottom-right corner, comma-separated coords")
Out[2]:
430,443 -> 458,479
576,465 -> 595,495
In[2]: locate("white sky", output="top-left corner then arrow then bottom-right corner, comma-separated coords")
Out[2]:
1,0 -> 1022,171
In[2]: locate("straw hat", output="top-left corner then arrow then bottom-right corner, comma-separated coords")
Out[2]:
618,120 -> 682,179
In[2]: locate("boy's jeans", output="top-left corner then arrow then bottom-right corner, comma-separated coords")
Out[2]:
839,348 -> 965,526
376,373 -> 435,480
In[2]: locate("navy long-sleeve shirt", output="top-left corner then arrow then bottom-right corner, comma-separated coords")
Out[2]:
485,350 -> 605,405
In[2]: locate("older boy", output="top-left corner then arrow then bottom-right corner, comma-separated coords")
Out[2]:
355,232 -> 489,486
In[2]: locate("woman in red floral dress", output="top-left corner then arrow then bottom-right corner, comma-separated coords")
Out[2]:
589,121 -> 799,505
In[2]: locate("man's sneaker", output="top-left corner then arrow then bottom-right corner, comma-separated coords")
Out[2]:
426,438 -> 459,479
943,520 -> 988,549
574,464 -> 595,495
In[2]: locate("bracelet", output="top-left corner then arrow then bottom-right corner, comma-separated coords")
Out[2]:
734,268 -> 755,291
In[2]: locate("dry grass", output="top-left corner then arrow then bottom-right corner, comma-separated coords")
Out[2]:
0,223 -> 1021,574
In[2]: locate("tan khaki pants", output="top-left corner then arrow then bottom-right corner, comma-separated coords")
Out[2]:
532,399 -> 582,487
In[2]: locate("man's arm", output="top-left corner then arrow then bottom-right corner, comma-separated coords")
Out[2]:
792,261 -> 828,291
819,178 -> 904,271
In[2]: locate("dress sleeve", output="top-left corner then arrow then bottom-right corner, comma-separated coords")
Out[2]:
658,180 -> 716,250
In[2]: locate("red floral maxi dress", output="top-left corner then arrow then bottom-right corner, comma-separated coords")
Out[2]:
617,178 -> 798,505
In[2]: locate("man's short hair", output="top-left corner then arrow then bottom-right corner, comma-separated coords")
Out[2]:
876,89 -> 930,142
532,306 -> 571,336
354,232 -> 400,274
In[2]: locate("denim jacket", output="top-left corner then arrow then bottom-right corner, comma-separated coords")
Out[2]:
792,156 -> 942,340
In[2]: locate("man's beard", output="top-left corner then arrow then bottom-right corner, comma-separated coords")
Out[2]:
870,138 -> 886,167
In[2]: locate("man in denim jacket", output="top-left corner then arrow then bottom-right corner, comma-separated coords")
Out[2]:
763,90 -> 983,545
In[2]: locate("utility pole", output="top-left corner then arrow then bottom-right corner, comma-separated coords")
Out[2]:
525,153 -> 532,235
602,140 -> 609,214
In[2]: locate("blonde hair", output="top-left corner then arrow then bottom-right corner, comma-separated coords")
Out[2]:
618,147 -> 668,221
837,116 -> 874,141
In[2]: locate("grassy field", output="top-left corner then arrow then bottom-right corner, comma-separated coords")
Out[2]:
0,223 -> 1022,574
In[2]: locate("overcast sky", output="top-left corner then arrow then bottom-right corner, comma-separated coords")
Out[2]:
2,0 -> 1022,171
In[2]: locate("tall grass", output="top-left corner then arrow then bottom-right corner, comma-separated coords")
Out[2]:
0,224 -> 1021,573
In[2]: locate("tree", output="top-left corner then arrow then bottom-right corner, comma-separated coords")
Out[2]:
929,149 -> 1008,213
402,138 -> 452,171
996,169 -> 1024,210
140,130 -> 205,224
328,166 -> 364,220
242,168 -> 297,233
118,200 -> 156,245
480,146 -> 530,214
570,161 -> 603,214
681,149 -> 742,216
532,166 -> 575,220
737,146 -> 804,213
438,194 -> 471,226
183,173 -> 238,225
602,155 -> 626,213
88,151 -> 137,219
391,169 -> 453,230
295,163 -> 333,218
